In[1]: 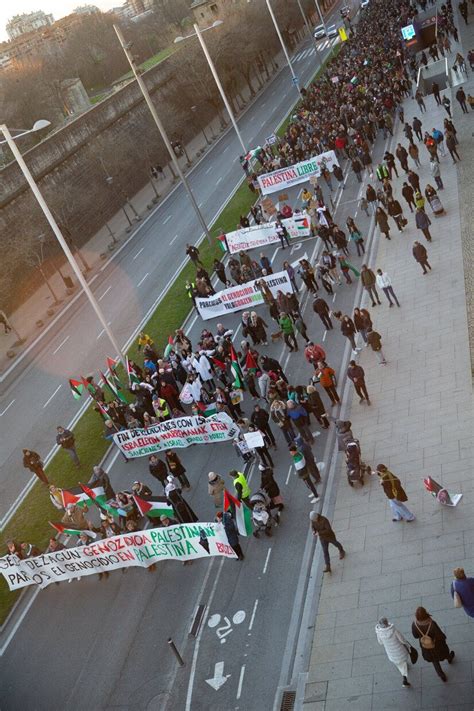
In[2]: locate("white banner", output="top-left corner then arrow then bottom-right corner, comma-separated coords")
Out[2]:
196,270 -> 292,320
0,523 -> 236,589
224,213 -> 311,254
257,150 -> 339,195
112,412 -> 239,458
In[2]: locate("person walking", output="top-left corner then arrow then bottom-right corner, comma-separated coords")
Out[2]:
279,312 -> 298,352
289,444 -> 320,503
412,607 -> 455,682
306,385 -> 330,429
347,361 -> 371,404
412,116 -> 423,142
22,449 -> 48,486
445,132 -> 461,163
375,207 -> 391,240
376,269 -> 400,307
287,400 -> 314,442
395,143 -> 409,173
56,426 -> 80,468
88,465 -> 115,499
312,296 -> 333,330
315,360 -> 340,406
270,399 -> 296,445
216,511 -> 245,560
185,243 -> 204,268
429,157 -> 444,190
148,454 -> 168,488
229,469 -> 251,505
309,511 -> 345,573
251,404 -> 276,448
415,208 -> 433,242
340,314 -> 359,352
366,328 -> 387,365
402,182 -> 416,212
361,265 -> 382,306
376,464 -> 415,520
208,472 -> 225,508
294,434 -> 321,484
376,618 -> 413,687
441,94 -> 452,117
346,218 -> 365,256
165,450 -> 190,489
353,307 -> 372,344
451,567 -> 474,618
412,241 -> 432,274
408,142 -> 421,168
387,198 -> 406,233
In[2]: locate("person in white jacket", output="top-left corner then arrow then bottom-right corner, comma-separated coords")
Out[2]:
375,269 -> 400,308
375,617 -> 412,687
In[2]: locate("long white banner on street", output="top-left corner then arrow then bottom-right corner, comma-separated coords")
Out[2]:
196,270 -> 292,320
257,150 -> 339,195
0,523 -> 236,589
112,412 -> 239,458
224,213 -> 311,254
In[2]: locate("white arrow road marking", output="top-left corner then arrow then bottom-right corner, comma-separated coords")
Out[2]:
205,662 -> 230,691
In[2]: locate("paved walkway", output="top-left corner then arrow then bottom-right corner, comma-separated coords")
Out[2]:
302,13 -> 474,711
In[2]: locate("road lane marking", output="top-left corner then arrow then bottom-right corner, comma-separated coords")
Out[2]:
198,201 -> 204,207
322,330 -> 327,342
261,102 -> 266,108
98,286 -> 112,302
262,547 -> 272,574
170,235 -> 178,245
205,165 -> 213,175
53,335 -> 70,354
43,384 -> 62,409
163,215 -> 173,224
248,599 -> 259,631
223,146 -> 229,152
0,399 -> 15,417
236,665 -> 246,700
137,273 -> 149,287
97,329 -> 105,340
216,177 -> 222,185
133,247 -> 144,260
285,465 -> 292,485
332,293 -> 337,302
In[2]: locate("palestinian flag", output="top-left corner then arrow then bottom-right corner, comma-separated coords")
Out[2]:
49,521 -> 97,539
95,399 -> 110,421
202,402 -> 217,417
100,370 -> 127,404
216,232 -> 227,253
164,336 -> 174,359
106,356 -> 123,390
245,350 -> 258,374
61,486 -> 106,509
79,483 -> 121,519
294,214 -> 310,231
126,356 -> 140,387
69,379 -> 84,400
133,495 -> 174,519
211,356 -> 226,372
81,376 -> 98,397
224,489 -> 253,536
230,345 -> 243,389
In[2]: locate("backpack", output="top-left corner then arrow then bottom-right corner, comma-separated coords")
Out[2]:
416,621 -> 435,649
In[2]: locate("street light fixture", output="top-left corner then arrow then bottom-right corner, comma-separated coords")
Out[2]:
114,24 -> 213,245
174,21 -> 248,155
265,0 -> 300,94
0,122 -> 126,366
295,0 -> 322,67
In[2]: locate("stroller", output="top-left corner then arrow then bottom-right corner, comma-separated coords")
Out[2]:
345,437 -> 371,487
250,490 -> 276,537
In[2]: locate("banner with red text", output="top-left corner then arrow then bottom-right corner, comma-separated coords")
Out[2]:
196,270 -> 292,320
0,523 -> 236,590
224,213 -> 311,254
257,150 -> 339,195
112,412 -> 239,458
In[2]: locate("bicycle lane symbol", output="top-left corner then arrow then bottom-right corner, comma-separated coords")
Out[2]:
207,610 -> 246,644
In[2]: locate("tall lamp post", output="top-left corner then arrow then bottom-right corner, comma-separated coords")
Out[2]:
296,0 -> 322,67
114,24 -> 213,245
314,0 -> 327,32
0,121 -> 126,366
174,21 -> 248,155
265,0 -> 300,94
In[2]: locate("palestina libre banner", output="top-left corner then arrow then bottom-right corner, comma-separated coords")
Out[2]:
112,412 -> 240,458
196,270 -> 292,321
224,213 -> 311,254
257,150 -> 339,195
0,523 -> 237,590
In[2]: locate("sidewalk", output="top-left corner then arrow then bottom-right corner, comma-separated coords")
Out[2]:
302,20 -> 474,711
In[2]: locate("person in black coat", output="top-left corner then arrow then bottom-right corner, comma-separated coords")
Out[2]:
148,455 -> 168,488
412,607 -> 455,681
88,466 -> 115,500
165,478 -> 198,524
259,464 -> 283,513
251,404 -> 276,447
412,241 -> 431,274
165,450 -> 190,489
22,449 -> 48,485
312,297 -> 333,330
216,511 -> 244,560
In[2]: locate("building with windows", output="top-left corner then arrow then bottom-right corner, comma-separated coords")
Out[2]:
190,0 -> 237,26
6,11 -> 54,40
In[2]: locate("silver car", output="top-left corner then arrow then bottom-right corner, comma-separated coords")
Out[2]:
313,23 -> 338,39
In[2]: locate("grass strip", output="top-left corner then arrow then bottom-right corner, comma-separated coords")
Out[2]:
0,43 -> 341,624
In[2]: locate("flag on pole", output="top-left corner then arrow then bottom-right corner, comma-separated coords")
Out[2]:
230,345 -> 243,389
79,483 -> 121,519
245,350 -> 258,374
49,521 -> 97,539
133,495 -> 175,519
211,356 -> 226,372
164,336 -> 174,359
95,399 -> 110,421
81,376 -> 98,397
223,489 -> 253,536
100,370 -> 127,404
216,232 -> 227,253
61,486 -> 106,509
126,356 -> 141,387
68,379 -> 84,400
106,356 -> 123,390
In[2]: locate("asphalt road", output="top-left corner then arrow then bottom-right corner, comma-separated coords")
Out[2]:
0,70 -> 401,709
0,10 -> 345,523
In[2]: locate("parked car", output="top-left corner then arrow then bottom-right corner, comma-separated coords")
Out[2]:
313,23 -> 338,39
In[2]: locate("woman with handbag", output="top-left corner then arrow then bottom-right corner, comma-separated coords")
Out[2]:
411,607 -> 455,682
375,617 -> 416,687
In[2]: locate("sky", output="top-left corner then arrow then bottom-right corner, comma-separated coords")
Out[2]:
0,0 -> 118,41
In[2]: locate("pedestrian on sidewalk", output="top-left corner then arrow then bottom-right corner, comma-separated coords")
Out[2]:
306,386 -> 330,429
455,87 -> 469,113
361,265 -> 382,306
375,206 -> 391,240
366,328 -> 387,364
415,208 -> 433,242
415,89 -> 426,112
412,116 -> 423,142
279,312 -> 298,352
408,142 -> 421,169
412,607 -> 455,682
376,269 -> 401,307
445,132 -> 461,163
315,360 -> 340,406
429,158 -> 444,190
407,169 -> 421,193
22,449 -> 48,486
402,182 -> 416,212
375,618 -> 413,688
347,360 -> 371,404
346,217 -> 365,256
459,0 -> 468,24
289,444 -> 320,503
309,511 -> 345,573
451,568 -> 474,618
412,241 -> 432,274
387,198 -> 406,233
353,307 -> 372,344
334,312 -> 359,352
56,426 -> 80,468
376,464 -> 415,520
431,81 -> 441,105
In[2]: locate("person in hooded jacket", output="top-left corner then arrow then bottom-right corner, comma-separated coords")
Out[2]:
208,472 -> 225,508
412,607 -> 455,682
88,465 -> 115,500
375,617 -> 412,687
259,464 -> 284,513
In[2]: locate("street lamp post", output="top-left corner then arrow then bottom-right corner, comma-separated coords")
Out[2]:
0,122 -> 126,366
265,0 -> 300,94
314,0 -> 327,32
175,22 -> 247,155
114,24 -> 213,245
296,0 -> 322,68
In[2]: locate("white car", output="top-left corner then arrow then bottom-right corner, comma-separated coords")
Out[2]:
313,23 -> 338,39
361,0 -> 370,7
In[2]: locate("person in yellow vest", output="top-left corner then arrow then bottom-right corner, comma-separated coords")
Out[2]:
137,332 -> 154,351
152,394 -> 170,421
229,469 -> 251,505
